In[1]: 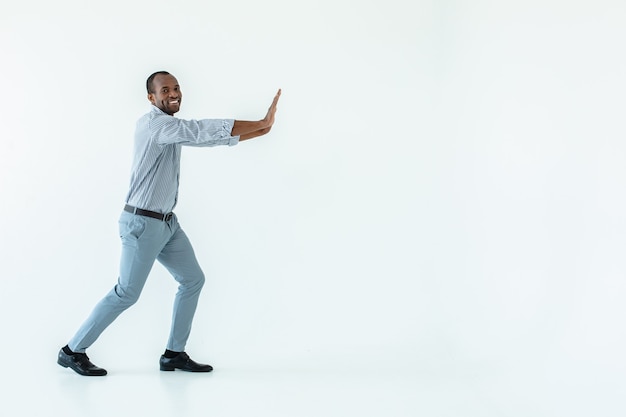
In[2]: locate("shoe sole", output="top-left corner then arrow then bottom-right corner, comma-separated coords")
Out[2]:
159,365 -> 213,372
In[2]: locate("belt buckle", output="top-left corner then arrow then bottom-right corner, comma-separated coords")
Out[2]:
164,213 -> 173,222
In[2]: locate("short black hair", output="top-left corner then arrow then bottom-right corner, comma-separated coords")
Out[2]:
146,71 -> 171,94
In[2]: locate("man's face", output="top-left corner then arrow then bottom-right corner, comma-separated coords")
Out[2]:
148,74 -> 182,115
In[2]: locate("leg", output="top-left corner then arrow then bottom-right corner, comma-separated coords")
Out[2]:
157,220 -> 205,352
68,212 -> 169,352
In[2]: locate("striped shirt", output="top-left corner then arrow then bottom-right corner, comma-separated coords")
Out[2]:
125,105 -> 239,213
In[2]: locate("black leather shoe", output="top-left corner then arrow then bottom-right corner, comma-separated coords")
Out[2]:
57,349 -> 107,376
159,352 -> 213,372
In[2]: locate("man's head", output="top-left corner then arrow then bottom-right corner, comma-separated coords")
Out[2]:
146,71 -> 182,115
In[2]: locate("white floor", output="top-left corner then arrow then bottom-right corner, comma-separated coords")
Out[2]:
4,348 -> 623,417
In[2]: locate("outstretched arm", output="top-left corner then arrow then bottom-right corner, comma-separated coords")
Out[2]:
232,89 -> 281,141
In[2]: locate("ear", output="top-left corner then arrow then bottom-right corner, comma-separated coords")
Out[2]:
148,93 -> 156,104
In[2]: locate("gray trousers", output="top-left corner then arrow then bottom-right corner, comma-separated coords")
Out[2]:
68,211 -> 205,353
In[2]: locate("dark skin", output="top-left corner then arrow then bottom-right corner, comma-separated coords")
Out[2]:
148,73 -> 281,141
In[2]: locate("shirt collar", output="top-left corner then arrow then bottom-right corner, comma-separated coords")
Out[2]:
151,105 -> 167,115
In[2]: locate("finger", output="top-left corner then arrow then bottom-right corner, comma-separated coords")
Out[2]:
272,92 -> 281,106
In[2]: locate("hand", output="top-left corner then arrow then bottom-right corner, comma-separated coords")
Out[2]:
263,89 -> 281,128
231,89 -> 282,140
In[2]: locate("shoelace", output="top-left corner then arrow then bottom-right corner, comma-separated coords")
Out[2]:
72,353 -> 91,364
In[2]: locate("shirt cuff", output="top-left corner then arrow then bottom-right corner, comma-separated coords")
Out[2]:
224,119 -> 239,146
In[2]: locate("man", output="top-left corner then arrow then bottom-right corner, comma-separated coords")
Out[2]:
58,71 -> 281,376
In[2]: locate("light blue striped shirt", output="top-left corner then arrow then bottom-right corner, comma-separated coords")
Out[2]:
125,105 -> 240,213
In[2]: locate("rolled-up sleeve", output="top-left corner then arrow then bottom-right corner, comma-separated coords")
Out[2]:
150,111 -> 240,147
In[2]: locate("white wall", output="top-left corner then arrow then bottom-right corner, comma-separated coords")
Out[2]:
2,0 -> 625,412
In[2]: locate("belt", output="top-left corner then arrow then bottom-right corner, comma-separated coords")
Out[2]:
124,204 -> 173,222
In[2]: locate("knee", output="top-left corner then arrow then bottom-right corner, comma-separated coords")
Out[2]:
194,271 -> 206,289
182,270 -> 205,291
114,284 -> 141,306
